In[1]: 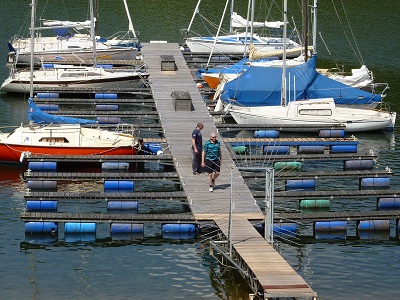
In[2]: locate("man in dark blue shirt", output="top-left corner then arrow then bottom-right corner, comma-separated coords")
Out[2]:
191,122 -> 204,174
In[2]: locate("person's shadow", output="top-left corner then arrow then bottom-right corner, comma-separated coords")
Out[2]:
214,183 -> 231,190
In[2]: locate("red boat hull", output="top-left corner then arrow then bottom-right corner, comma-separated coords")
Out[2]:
0,144 -> 136,163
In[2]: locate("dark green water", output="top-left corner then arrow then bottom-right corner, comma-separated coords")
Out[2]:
0,1 -> 400,299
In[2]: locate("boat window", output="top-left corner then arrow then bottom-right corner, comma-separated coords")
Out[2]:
60,72 -> 83,77
39,137 -> 69,143
298,109 -> 332,116
238,37 -> 251,42
67,46 -> 82,49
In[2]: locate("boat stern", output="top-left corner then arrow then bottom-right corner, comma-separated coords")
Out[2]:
384,112 -> 397,131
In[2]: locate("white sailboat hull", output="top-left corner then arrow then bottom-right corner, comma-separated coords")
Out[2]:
0,65 -> 149,93
228,98 -> 396,132
186,33 -> 301,57
10,46 -> 138,64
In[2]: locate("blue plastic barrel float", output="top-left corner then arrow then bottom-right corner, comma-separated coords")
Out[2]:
27,180 -> 57,190
110,223 -> 144,233
273,223 -> 296,238
144,143 -> 163,155
97,116 -> 121,124
285,179 -> 315,191
94,93 -> 118,99
107,200 -> 138,210
330,144 -> 358,153
36,92 -> 59,98
297,145 -> 325,154
358,219 -> 390,231
26,200 -> 57,211
104,180 -> 134,192
232,145 -> 248,154
343,159 -> 374,170
300,199 -> 330,209
25,222 -> 58,233
318,129 -> 345,138
64,222 -> 96,233
95,104 -> 119,111
28,161 -> 57,171
254,130 -> 279,138
263,145 -> 290,155
377,197 -> 400,210
36,104 -> 59,111
273,161 -> 302,171
360,177 -> 390,189
162,223 -> 196,233
314,221 -> 347,232
101,162 -> 129,170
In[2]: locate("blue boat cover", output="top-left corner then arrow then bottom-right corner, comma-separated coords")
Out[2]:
196,56 -> 279,79
220,55 -> 381,106
53,28 -> 71,38
28,98 -> 96,125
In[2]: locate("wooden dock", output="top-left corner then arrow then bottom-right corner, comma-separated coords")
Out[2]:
141,43 -> 316,299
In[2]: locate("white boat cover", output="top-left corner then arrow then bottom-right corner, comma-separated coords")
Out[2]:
231,12 -> 284,29
41,19 -> 92,29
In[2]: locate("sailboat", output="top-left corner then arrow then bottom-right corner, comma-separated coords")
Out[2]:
0,0 -> 139,163
183,0 -> 302,57
0,64 -> 149,93
225,0 -> 396,132
1,0 -> 149,94
7,0 -> 141,64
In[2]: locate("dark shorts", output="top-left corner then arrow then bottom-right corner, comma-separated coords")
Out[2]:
204,159 -> 220,173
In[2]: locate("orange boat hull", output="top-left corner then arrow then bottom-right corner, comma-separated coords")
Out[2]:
0,144 -> 136,163
202,74 -> 220,89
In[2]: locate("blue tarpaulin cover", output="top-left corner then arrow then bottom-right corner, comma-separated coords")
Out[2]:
28,98 -> 96,125
220,55 -> 381,106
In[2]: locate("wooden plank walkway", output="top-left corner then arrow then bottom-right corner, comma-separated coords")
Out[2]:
141,43 -> 316,298
254,189 -> 400,199
20,212 -> 195,223
275,210 -> 400,222
23,169 -> 392,181
225,137 -> 359,146
233,153 -> 377,161
24,191 -> 187,201
23,171 -> 180,181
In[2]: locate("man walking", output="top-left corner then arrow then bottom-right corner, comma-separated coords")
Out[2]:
201,132 -> 221,192
191,122 -> 204,175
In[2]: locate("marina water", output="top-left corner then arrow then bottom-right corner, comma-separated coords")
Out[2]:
1,1 -> 400,299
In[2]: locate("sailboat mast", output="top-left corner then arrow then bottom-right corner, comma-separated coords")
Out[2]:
89,0 -> 97,66
29,0 -> 36,99
302,0 -> 309,61
312,0 -> 318,54
281,0 -> 287,107
229,0 -> 234,33
206,0 -> 230,68
123,0 -> 137,37
186,0 -> 202,35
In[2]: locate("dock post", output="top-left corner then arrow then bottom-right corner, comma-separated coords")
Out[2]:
265,168 -> 274,244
